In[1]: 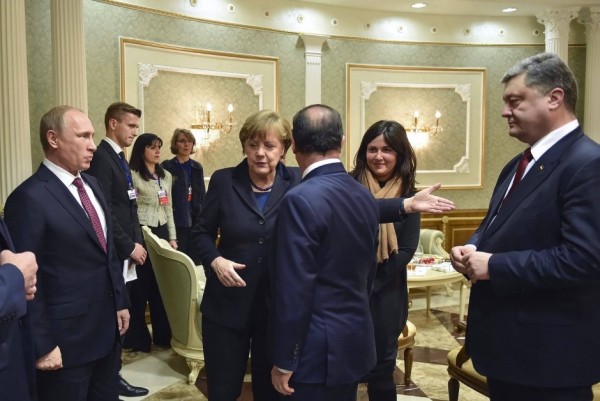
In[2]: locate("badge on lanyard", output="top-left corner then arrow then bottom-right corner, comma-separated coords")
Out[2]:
187,185 -> 192,201
158,189 -> 169,205
128,187 -> 138,200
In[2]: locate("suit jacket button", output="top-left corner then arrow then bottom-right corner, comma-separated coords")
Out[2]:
259,219 -> 265,225
258,238 -> 264,244
257,257 -> 263,263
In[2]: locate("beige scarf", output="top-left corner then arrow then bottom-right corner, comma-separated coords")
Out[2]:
359,170 -> 402,263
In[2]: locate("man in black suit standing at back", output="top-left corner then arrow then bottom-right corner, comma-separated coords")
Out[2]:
87,101 -> 148,397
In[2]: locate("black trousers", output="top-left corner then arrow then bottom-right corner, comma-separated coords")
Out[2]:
123,224 -> 171,352
202,294 -> 277,401
487,377 -> 593,401
283,382 -> 358,401
37,340 -> 120,401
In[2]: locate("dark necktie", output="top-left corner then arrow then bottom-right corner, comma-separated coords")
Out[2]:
73,177 -> 107,253
118,151 -> 130,174
505,147 -> 533,200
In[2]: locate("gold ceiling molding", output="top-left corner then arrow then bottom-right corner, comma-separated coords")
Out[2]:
94,0 -> 586,47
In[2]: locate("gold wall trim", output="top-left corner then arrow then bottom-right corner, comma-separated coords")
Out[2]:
119,37 -> 279,109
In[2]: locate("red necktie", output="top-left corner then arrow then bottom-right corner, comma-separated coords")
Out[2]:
73,177 -> 107,253
505,147 -> 533,200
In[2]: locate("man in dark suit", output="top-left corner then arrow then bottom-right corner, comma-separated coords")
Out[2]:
271,104 -> 380,401
86,102 -> 148,397
4,106 -> 130,401
0,217 -> 37,401
450,53 -> 600,401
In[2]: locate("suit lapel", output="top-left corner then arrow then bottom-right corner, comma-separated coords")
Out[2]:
482,129 -> 582,240
100,141 -> 129,188
232,161 -> 264,217
37,165 -> 106,253
0,218 -> 15,251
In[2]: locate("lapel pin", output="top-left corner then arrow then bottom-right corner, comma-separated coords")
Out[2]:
539,164 -> 544,171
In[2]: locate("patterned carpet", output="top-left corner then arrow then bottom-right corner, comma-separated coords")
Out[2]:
121,284 -> 487,401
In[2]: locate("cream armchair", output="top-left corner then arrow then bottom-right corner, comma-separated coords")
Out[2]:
142,226 -> 206,384
417,228 -> 449,258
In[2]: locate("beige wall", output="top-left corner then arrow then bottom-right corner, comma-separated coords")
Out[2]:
24,0 -> 587,209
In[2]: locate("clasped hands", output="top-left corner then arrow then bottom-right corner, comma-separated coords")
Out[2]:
0,250 -> 37,301
211,256 -> 246,287
450,245 -> 491,284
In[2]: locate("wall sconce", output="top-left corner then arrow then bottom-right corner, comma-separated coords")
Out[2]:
190,103 -> 234,150
406,110 -> 442,149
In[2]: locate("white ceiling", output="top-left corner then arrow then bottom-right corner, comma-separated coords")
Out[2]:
298,0 -> 600,17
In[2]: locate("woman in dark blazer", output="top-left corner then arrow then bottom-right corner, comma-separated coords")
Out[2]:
194,110 -> 298,401
161,128 -> 206,264
350,120 -> 420,401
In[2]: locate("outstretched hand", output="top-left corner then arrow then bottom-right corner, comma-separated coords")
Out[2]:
406,183 -> 455,213
211,256 -> 247,287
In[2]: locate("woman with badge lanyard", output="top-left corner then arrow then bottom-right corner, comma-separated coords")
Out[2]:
161,128 -> 206,266
125,133 -> 177,352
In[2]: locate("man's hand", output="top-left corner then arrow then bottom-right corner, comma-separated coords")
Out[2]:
0,250 -> 38,300
271,366 -> 294,396
36,346 -> 62,370
169,240 -> 178,250
117,309 -> 130,336
130,243 -> 147,265
405,183 -> 455,214
464,251 -> 492,283
211,256 -> 246,287
449,245 -> 476,276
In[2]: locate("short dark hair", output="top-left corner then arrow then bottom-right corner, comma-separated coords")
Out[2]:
129,133 -> 165,181
39,105 -> 81,151
502,52 -> 578,113
291,104 -> 343,154
350,120 -> 417,196
104,102 -> 142,130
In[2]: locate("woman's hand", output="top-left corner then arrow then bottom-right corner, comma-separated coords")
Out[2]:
405,183 -> 455,213
211,256 -> 247,287
169,240 -> 178,250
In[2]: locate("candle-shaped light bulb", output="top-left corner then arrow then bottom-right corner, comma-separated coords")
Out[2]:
227,104 -> 234,113
206,103 -> 212,123
413,111 -> 419,127
435,110 -> 441,127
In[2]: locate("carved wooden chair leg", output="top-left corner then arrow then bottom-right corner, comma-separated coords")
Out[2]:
448,377 -> 460,401
403,346 -> 413,385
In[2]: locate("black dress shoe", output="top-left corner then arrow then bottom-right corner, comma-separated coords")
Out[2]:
118,375 -> 149,397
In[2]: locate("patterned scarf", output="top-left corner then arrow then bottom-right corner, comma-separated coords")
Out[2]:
359,169 -> 402,263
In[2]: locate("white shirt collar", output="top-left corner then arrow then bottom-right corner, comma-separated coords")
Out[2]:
530,119 -> 579,161
103,137 -> 123,155
42,158 -> 81,187
302,158 -> 341,179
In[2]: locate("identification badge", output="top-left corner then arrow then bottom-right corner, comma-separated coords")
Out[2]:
127,188 -> 137,200
187,186 -> 192,202
158,189 -> 169,205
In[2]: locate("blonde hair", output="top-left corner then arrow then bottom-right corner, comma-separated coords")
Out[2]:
238,110 -> 292,154
170,128 -> 196,155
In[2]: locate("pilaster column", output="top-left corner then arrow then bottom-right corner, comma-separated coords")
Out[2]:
537,8 -> 579,61
51,0 -> 87,113
300,34 -> 329,106
579,7 -> 600,141
0,0 -> 33,204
